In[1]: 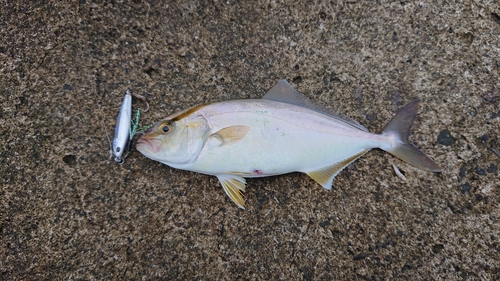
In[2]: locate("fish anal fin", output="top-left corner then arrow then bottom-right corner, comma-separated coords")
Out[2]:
211,125 -> 250,146
217,174 -> 247,209
306,150 -> 369,190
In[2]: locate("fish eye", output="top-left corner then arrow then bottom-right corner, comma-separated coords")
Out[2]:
158,122 -> 172,134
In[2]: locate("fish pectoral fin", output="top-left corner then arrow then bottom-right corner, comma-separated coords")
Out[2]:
216,174 -> 247,209
306,150 -> 369,190
211,125 -> 250,146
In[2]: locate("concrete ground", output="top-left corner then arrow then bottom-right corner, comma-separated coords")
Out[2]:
1,1 -> 499,280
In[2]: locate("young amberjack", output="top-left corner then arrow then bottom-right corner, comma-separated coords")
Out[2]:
136,80 -> 441,208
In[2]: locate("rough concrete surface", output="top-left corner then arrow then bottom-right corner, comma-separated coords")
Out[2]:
1,1 -> 499,280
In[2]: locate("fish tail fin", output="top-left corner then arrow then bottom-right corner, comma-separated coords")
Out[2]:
381,99 -> 442,172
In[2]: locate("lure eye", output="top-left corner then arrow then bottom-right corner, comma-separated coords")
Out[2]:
158,122 -> 173,134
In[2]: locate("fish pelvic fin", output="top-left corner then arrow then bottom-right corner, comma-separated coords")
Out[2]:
217,174 -> 247,209
381,99 -> 442,172
306,150 -> 369,190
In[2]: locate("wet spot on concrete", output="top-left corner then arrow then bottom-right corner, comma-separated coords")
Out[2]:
354,253 -> 367,260
432,244 -> 444,254
319,220 -> 330,228
292,76 -> 302,84
63,155 -> 77,166
487,163 -> 497,173
475,167 -> 486,176
475,194 -> 483,201
492,12 -> 500,26
461,182 -> 471,194
437,130 -> 454,146
459,164 -> 466,177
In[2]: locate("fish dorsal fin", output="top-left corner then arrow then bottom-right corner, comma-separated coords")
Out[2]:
211,125 -> 250,146
217,174 -> 247,209
263,80 -> 368,132
306,149 -> 369,190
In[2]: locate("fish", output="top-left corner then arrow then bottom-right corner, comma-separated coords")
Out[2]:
136,80 -> 442,208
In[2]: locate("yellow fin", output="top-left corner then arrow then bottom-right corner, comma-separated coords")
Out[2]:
217,174 -> 247,209
211,125 -> 250,145
306,150 -> 369,190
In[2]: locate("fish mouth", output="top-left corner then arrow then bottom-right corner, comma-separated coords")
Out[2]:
136,137 -> 162,154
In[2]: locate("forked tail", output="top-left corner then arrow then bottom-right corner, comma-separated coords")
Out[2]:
381,100 -> 442,172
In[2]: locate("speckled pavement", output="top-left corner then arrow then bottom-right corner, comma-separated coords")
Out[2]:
1,1 -> 499,280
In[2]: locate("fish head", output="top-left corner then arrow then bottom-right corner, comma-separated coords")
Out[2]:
136,114 -> 210,165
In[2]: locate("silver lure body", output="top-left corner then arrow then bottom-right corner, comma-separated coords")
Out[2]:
112,91 -> 132,164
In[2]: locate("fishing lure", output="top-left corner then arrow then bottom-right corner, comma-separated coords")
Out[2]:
112,90 -> 149,164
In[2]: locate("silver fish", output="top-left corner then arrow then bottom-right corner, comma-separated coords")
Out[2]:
137,80 -> 441,208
